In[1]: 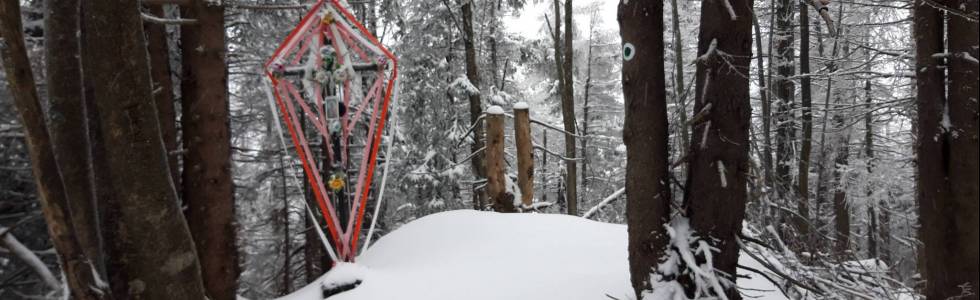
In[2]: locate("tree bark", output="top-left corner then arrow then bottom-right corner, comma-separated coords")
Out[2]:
863,67 -> 879,260
43,0 -> 104,276
670,0 -> 690,163
80,0 -> 207,297
180,1 -> 239,298
561,0 -> 577,216
514,105 -> 534,209
145,3 -> 180,191
915,0 -> 979,297
1,3 -> 107,299
831,114 -> 849,257
773,0 -> 796,202
795,2 -> 813,249
683,0 -> 754,296
752,11 -> 772,186
280,158 -> 292,295
460,0 -> 487,210
619,0 -> 671,298
485,109 -> 513,212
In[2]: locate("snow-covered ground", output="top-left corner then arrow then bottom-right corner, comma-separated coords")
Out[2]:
280,210 -> 787,300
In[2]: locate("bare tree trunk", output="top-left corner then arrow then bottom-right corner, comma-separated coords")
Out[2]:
831,114 -> 850,257
795,3 -> 813,250
773,0 -> 796,202
79,0 -> 207,297
43,0 -> 104,276
145,4 -> 180,190
581,24 -> 593,192
304,205 -> 326,283
619,0 -> 671,298
682,0 -> 754,295
0,4 -> 106,299
561,0 -> 577,216
752,11 -> 773,186
460,0 -> 487,210
280,157 -> 292,295
514,105 -> 534,208
863,69 -> 879,260
541,130 -> 549,204
485,109 -> 513,212
670,0 -> 690,162
180,2 -> 239,298
915,0 -> 979,296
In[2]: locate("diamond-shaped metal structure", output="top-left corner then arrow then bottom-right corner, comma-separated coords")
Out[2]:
264,0 -> 398,262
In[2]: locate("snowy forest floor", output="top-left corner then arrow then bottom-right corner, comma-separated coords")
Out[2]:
278,211 -> 787,300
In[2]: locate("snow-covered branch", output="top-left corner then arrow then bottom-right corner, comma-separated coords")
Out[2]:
141,12 -> 198,25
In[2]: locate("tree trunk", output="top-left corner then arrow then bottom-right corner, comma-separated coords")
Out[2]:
180,2 -> 239,298
915,0 -> 979,296
752,11 -> 773,186
561,0 -> 577,216
280,157 -> 292,295
831,114 -> 849,257
773,0 -> 796,202
944,1 -> 979,294
43,0 -> 104,276
460,0 -> 487,210
795,3 -> 813,250
683,0 -> 754,296
485,108 -> 513,212
0,3 -> 107,298
581,34 -> 592,192
670,0 -> 690,162
305,205 -> 326,283
80,0 -> 207,297
863,60 -> 878,260
514,105 -> 534,209
618,0 -> 671,298
541,130 -> 549,204
145,4 -> 180,191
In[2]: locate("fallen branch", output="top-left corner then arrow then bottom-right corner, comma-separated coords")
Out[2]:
737,239 -> 825,295
0,227 -> 60,290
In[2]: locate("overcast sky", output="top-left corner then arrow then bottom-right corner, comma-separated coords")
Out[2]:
504,0 -> 620,40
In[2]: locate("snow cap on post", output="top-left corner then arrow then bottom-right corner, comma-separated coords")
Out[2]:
513,102 -> 529,110
487,105 -> 505,115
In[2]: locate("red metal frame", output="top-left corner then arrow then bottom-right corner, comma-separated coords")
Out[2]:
264,0 -> 398,262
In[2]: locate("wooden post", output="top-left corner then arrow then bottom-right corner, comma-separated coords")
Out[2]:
513,102 -> 534,210
485,106 -> 514,212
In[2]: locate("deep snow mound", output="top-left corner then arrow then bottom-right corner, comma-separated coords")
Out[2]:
280,210 -> 787,300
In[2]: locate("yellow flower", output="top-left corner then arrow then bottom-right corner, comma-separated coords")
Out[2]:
329,175 -> 345,192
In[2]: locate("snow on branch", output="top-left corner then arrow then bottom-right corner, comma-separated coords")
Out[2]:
933,52 -> 980,66
582,187 -> 626,219
453,114 -> 487,148
140,12 -> 198,25
450,76 -> 481,96
529,118 -> 586,139
647,218 -> 733,300
533,144 -> 582,162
